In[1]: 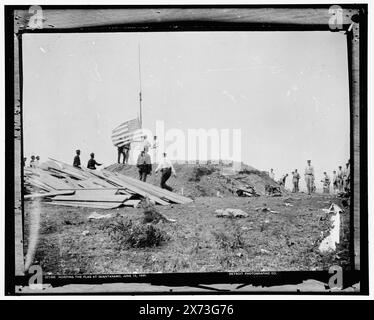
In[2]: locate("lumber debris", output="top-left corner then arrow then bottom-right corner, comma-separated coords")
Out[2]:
24,190 -> 75,200
24,158 -> 193,209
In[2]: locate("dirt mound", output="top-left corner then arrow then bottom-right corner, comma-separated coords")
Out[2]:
105,162 -> 286,198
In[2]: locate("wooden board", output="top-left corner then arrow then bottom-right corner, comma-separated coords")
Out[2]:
48,201 -> 122,209
53,194 -> 131,203
24,190 -> 75,200
90,170 -> 169,205
105,170 -> 192,204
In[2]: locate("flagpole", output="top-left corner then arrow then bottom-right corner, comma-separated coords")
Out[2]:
138,44 -> 143,128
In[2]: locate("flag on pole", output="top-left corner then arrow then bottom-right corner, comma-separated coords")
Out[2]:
111,118 -> 142,147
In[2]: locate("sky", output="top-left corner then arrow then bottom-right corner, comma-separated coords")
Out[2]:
22,31 -> 350,191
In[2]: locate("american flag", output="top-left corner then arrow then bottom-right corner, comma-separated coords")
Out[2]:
111,118 -> 142,147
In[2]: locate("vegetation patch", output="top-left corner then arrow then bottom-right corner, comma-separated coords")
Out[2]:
103,217 -> 170,249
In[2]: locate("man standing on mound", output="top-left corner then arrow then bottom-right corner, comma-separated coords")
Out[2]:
304,159 -> 314,195
155,152 -> 176,191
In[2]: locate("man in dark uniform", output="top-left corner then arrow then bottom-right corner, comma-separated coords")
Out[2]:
73,149 -> 81,168
87,153 -> 102,170
117,146 -> 125,164
292,169 -> 300,192
136,150 -> 152,182
123,143 -> 131,164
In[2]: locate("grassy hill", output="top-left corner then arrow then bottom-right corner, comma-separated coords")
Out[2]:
105,162 -> 286,198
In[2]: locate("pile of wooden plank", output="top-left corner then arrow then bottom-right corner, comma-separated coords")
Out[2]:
24,158 -> 192,209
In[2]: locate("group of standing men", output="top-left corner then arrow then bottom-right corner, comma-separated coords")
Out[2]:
269,159 -> 350,196
70,135 -> 176,192
117,135 -> 155,165
271,160 -> 315,195
134,136 -> 176,191
24,155 -> 41,168
331,161 -> 351,194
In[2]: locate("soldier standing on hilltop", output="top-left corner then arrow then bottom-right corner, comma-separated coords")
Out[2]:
337,165 -> 344,192
321,172 -> 331,194
304,160 -> 314,195
117,145 -> 126,164
332,170 -> 338,194
269,168 -> 275,180
292,169 -> 300,193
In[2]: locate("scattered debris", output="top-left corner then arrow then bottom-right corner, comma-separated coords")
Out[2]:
82,230 -> 90,236
87,212 -> 113,220
283,196 -> 301,202
24,190 -> 75,200
284,203 -> 293,207
24,158 -> 192,209
215,208 -> 249,218
255,206 -> 279,214
265,184 -> 282,196
235,184 -> 260,197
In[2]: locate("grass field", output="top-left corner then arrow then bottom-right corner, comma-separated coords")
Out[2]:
24,193 -> 351,274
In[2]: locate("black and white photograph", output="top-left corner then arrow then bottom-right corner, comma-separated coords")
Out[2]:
5,4 -> 368,295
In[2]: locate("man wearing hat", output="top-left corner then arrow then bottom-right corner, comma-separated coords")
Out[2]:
304,160 -> 314,195
73,149 -> 81,168
87,153 -> 102,170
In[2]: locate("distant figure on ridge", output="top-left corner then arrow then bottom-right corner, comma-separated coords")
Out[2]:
29,155 -> 36,168
152,136 -> 158,164
280,173 -> 288,187
35,156 -> 40,167
269,168 -> 275,180
87,153 -> 102,170
304,160 -> 314,195
123,142 -> 131,164
321,172 -> 331,194
337,165 -> 344,192
141,134 -> 151,152
155,152 -> 176,191
343,162 -> 350,191
73,150 -> 81,168
117,145 -> 127,164
332,170 -> 338,194
292,169 -> 300,192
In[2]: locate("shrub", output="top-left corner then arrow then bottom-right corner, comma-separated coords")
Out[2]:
212,230 -> 245,250
188,166 -> 215,182
103,218 -> 170,249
